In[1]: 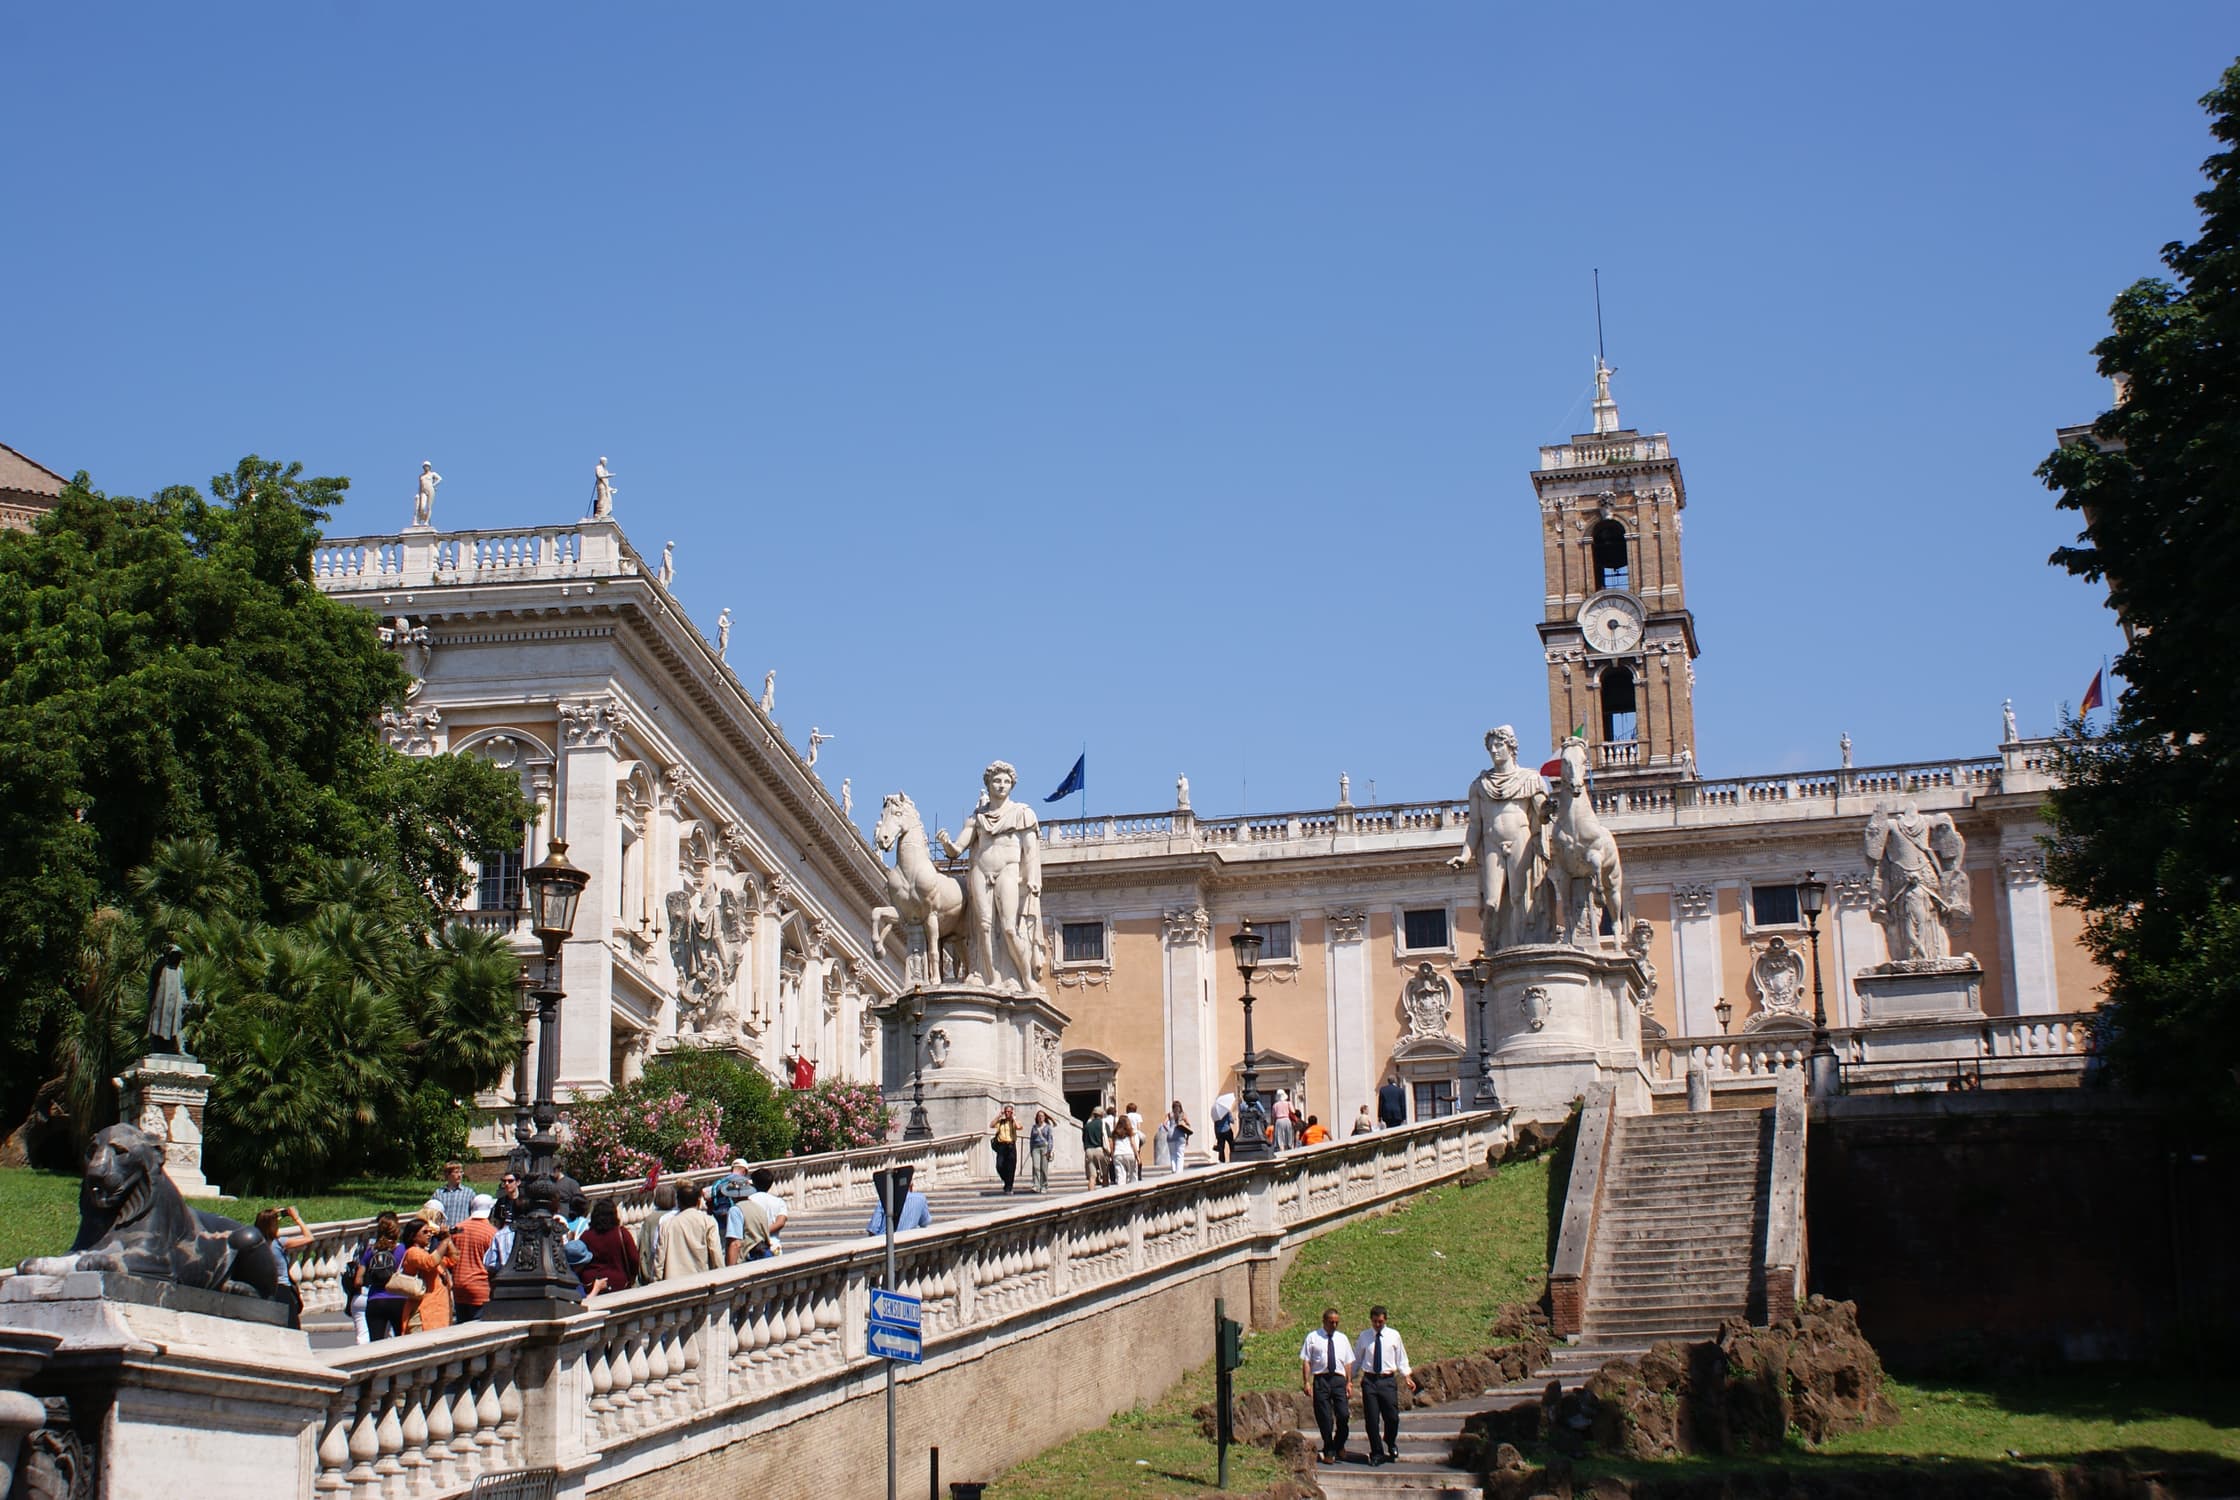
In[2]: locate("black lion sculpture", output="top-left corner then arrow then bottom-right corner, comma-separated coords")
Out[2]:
18,1123 -> 281,1304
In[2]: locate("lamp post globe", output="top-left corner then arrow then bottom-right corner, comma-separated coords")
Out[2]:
1228,921 -> 1273,1161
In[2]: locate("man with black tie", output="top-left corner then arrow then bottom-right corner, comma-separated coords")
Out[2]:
1353,1304 -> 1417,1466
1298,1305 -> 1354,1464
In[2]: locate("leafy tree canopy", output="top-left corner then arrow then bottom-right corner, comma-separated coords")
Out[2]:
2040,61 -> 2240,1132
0,457 -> 530,1140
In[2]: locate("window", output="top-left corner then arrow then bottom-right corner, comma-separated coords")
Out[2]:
1401,907 -> 1450,952
476,845 -> 523,911
1592,520 -> 1630,591
1412,1079 -> 1457,1120
1060,921 -> 1106,964
1255,920 -> 1294,962
1600,665 -> 1637,744
1750,884 -> 1801,928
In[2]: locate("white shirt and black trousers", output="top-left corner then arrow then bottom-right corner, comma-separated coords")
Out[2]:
1300,1327 -> 1353,1462
1356,1324 -> 1411,1464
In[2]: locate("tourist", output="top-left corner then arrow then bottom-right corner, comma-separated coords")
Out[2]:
254,1205 -> 313,1329
1081,1105 -> 1110,1188
712,1158 -> 754,1251
451,1194 -> 497,1322
748,1168 -> 790,1254
577,1199 -> 641,1293
1352,1105 -> 1374,1136
1273,1089 -> 1296,1151
433,1161 -> 474,1227
864,1174 -> 932,1236
726,1190 -> 775,1264
1377,1074 -> 1407,1131
353,1213 -> 409,1342
1301,1115 -> 1330,1146
1211,1091 -> 1236,1162
1353,1305 -> 1417,1467
640,1181 -> 678,1275
482,1199 -> 516,1280
1164,1101 -> 1195,1170
1029,1109 -> 1056,1193
497,1169 -> 521,1205
1299,1305 -> 1354,1465
655,1183 -> 724,1280
1125,1100 -> 1145,1142
1110,1113 -> 1140,1185
402,1214 -> 454,1331
990,1104 -> 1021,1194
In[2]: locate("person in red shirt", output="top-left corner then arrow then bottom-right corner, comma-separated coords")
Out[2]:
450,1194 -> 499,1322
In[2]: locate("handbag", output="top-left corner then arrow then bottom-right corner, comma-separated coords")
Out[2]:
386,1271 -> 428,1298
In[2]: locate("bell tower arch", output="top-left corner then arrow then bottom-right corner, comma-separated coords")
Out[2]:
1532,360 -> 1701,783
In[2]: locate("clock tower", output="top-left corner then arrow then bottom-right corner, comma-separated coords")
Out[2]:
1532,360 -> 1700,783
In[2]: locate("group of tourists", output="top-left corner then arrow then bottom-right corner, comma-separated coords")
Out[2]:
1298,1304 -> 1420,1468
1209,1075 -> 1413,1161
1076,1099 -> 1194,1186
987,1104 -> 1059,1193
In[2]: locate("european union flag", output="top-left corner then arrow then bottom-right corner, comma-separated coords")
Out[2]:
1045,754 -> 1086,803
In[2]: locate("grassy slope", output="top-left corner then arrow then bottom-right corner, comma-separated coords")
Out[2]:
996,1157 -> 1555,1498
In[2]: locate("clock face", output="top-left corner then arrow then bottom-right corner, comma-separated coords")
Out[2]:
1578,592 -> 1645,655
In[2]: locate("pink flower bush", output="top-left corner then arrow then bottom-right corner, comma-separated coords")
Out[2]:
564,1085 -> 733,1183
785,1079 -> 894,1155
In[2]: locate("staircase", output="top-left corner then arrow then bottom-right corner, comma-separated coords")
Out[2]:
1578,1107 -> 1770,1348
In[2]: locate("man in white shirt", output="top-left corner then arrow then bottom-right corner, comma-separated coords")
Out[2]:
1298,1305 -> 1354,1465
1353,1304 -> 1416,1466
748,1168 -> 789,1255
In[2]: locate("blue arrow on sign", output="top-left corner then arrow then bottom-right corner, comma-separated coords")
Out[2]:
867,1317 -> 923,1363
869,1289 -> 921,1327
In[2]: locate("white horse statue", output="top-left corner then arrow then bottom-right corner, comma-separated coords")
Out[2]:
871,792 -> 965,985
1546,736 -> 1625,946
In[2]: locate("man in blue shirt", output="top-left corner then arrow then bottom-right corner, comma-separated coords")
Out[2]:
865,1187 -> 932,1236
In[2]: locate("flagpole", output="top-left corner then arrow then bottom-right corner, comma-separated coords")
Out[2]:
1078,741 -> 1086,827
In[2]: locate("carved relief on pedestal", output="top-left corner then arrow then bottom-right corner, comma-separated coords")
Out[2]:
1162,905 -> 1210,947
1519,985 -> 1552,1033
925,1027 -> 952,1069
1031,1023 -> 1060,1084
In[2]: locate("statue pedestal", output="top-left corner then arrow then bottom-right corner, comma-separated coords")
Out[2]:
882,985 -> 1080,1177
119,1054 -> 220,1199
1481,944 -> 1651,1123
1853,963 -> 1986,1063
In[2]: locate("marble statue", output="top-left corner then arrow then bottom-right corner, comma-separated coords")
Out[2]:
17,1125 -> 280,1305
1339,772 -> 1351,805
716,608 -> 732,661
1402,962 -> 1453,1040
1448,725 -> 1550,951
592,456 -> 614,517
1176,773 -> 1190,809
412,460 -> 441,528
1840,732 -> 1853,769
1863,799 -> 1970,966
872,792 -> 967,985
806,727 -> 832,767
939,761 -> 1045,992
658,541 -> 675,587
665,871 -> 752,1034
842,778 -> 853,817
1546,735 -> 1625,945
146,945 -> 192,1052
2002,698 -> 2019,744
378,615 -> 434,699
761,670 -> 776,715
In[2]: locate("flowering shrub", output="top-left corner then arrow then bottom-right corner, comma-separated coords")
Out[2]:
786,1079 -> 894,1155
563,1085 -> 731,1184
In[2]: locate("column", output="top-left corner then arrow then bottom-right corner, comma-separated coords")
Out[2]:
1324,909 -> 1373,1132
1161,904 -> 1215,1133
1831,872 -> 1877,1027
2000,850 -> 2059,1014
1670,885 -> 1719,1035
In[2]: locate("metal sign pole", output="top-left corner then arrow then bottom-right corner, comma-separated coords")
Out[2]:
885,1205 -> 898,1500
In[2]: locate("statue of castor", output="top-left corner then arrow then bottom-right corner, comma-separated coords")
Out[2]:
18,1124 -> 280,1304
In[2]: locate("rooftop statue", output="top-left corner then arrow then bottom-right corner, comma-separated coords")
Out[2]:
592,456 -> 614,518
412,460 -> 441,528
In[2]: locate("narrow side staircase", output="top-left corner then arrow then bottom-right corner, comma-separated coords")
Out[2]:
1578,1106 -> 1770,1346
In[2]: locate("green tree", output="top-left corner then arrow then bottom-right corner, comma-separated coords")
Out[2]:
2039,60 -> 2240,1132
0,456 -> 530,1146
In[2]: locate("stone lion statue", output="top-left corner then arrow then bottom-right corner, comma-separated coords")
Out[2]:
18,1124 -> 281,1304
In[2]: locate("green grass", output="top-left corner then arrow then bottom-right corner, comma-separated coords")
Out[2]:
0,1164 -> 507,1267
994,1158 -> 1554,1498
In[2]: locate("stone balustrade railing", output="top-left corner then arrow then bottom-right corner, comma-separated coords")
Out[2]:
1643,1014 -> 2092,1086
308,1110 -> 1502,1498
290,1133 -> 979,1314
311,522 -> 632,593
1539,433 -> 1671,469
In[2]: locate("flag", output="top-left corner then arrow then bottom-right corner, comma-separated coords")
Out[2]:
1540,725 -> 1588,778
2080,669 -> 2105,714
1045,754 -> 1086,803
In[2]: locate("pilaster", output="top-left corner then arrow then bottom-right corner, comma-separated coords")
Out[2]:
1830,871 -> 1877,1027
1669,884 -> 1720,1035
1161,904 -> 1214,1137
1999,849 -> 2059,1015
1324,908 -> 1374,1132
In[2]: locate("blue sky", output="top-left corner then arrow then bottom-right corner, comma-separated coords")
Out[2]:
5,6 -> 2230,827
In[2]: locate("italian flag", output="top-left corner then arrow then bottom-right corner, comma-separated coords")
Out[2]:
1540,725 -> 1587,778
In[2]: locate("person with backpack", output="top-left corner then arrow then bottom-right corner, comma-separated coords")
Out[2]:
354,1214 -> 411,1342
710,1159 -> 753,1252
1081,1107 -> 1110,1188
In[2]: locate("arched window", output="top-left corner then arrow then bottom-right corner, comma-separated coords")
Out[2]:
1600,664 -> 1638,744
1592,520 -> 1630,591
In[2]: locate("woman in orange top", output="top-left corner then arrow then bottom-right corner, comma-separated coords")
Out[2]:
401,1216 -> 456,1331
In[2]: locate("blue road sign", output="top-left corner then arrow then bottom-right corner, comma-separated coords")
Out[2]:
867,1317 -> 923,1363
869,1289 -> 921,1327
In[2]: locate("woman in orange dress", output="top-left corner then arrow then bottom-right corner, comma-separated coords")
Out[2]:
401,1215 -> 456,1331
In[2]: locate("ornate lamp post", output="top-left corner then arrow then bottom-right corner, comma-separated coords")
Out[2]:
1468,954 -> 1498,1108
487,838 -> 588,1318
903,994 -> 932,1141
1228,921 -> 1272,1162
1714,996 -> 1733,1036
508,961 -> 536,1179
1797,871 -> 1835,1096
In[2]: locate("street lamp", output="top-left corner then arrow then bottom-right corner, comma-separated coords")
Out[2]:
488,838 -> 587,1318
508,961 -> 536,1179
903,994 -> 932,1141
1229,921 -> 1272,1161
1714,996 -> 1733,1036
1797,871 -> 1834,1097
1468,954 -> 1499,1108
